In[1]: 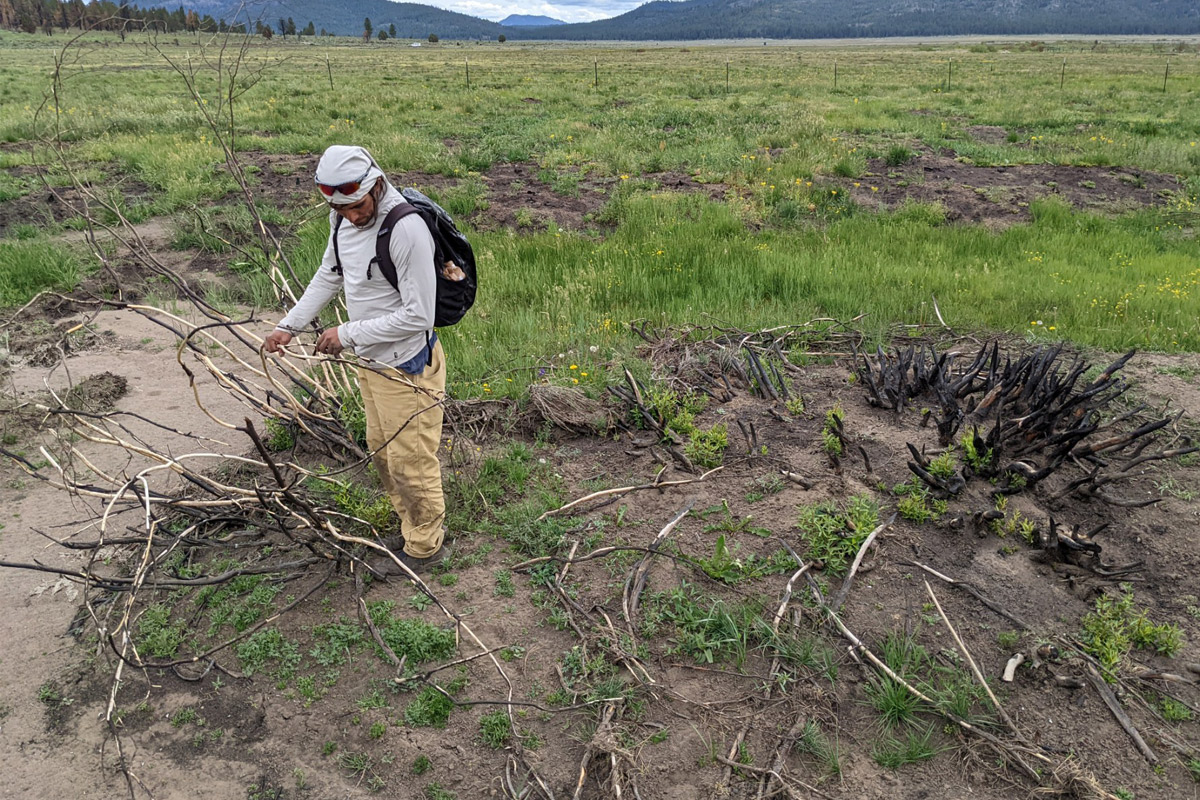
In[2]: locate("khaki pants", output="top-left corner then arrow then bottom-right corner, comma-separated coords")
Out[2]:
357,340 -> 446,558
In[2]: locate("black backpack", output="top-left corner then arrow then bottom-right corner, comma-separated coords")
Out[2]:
331,188 -> 477,328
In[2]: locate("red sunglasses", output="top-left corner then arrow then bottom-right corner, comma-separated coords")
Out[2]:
315,166 -> 371,198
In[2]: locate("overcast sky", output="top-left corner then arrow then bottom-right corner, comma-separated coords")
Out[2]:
429,0 -> 645,23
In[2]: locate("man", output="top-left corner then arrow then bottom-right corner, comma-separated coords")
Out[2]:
264,145 -> 450,572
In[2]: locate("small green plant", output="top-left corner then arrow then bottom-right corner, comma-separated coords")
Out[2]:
322,740 -> 338,756
895,479 -> 944,524
137,603 -> 186,658
405,686 -> 455,728
1082,586 -> 1184,676
37,682 -> 64,706
1159,696 -> 1192,722
926,450 -> 956,479
872,726 -> 937,769
236,629 -> 301,680
366,601 -> 457,664
997,631 -> 1020,650
794,720 -> 842,776
821,405 -> 844,457
1156,477 -> 1196,501
407,593 -> 434,611
368,721 -> 387,740
796,494 -> 880,575
884,145 -> 915,167
494,569 -> 515,597
685,423 -> 728,469
745,474 -> 785,503
412,754 -> 433,774
306,471 -> 395,532
500,645 -> 527,662
478,710 -> 512,749
961,428 -> 993,471
171,707 -> 203,728
785,395 -> 805,415
263,418 -> 295,451
424,784 -> 457,800
694,534 -> 796,584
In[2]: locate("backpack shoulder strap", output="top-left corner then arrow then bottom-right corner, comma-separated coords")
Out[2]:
375,202 -> 421,293
331,214 -> 344,275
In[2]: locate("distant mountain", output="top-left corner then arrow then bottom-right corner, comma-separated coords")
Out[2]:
499,14 -> 566,26
184,0 -> 1200,38
507,0 -> 1200,39
189,0 -> 505,38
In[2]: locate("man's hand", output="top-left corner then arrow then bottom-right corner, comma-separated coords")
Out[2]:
264,330 -> 293,353
315,327 -> 344,356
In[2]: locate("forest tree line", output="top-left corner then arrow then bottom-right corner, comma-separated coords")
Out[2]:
0,0 -> 339,38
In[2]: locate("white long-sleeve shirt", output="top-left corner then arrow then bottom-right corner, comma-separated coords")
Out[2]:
276,183 -> 437,369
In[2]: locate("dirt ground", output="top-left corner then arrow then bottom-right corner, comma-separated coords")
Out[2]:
4,141 -> 1182,240
4,307 -> 1200,799
842,146 -> 1183,228
3,145 -> 1200,800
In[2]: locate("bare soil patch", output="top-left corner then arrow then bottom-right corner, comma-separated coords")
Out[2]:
843,148 -> 1182,227
5,323 -> 1200,800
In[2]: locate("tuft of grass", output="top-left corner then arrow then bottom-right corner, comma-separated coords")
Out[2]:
478,710 -> 511,749
136,603 -> 186,659
236,629 -> 301,680
884,145 -> 916,167
0,241 -> 84,306
366,600 -> 457,664
424,784 -> 457,800
794,720 -> 842,776
404,686 -> 455,729
694,534 -> 797,585
1159,696 -> 1192,722
494,569 -> 515,598
306,472 -> 395,533
872,726 -> 937,769
745,473 -> 785,503
412,754 -> 432,774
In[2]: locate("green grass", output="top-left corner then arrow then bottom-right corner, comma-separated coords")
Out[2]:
2,37 -> 1199,364
745,474 -> 785,503
478,710 -> 511,749
794,720 -> 842,777
365,600 -> 457,664
136,603 -> 186,659
0,240 -> 84,306
236,629 -> 302,680
404,686 -> 455,728
872,726 -> 938,769
866,630 -> 991,728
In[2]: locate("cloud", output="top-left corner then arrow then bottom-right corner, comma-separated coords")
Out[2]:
426,0 -> 645,24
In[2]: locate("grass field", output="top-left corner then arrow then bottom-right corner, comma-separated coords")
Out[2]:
0,31 -> 1198,389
